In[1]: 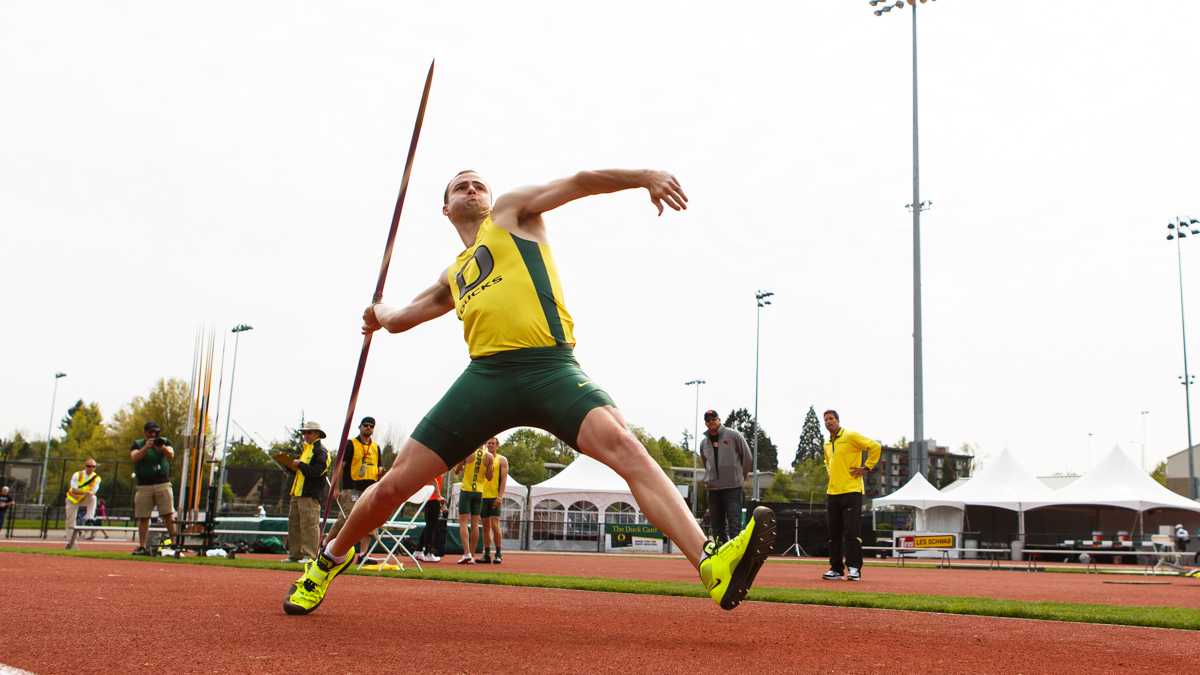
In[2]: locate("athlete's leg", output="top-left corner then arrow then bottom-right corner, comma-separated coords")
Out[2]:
457,513 -> 473,560
576,406 -> 707,568
327,438 -> 448,559
481,514 -> 492,551
490,516 -> 502,552
470,514 -> 482,555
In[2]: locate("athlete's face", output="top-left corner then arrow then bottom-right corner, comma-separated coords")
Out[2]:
486,437 -> 499,454
823,412 -> 840,435
443,172 -> 491,221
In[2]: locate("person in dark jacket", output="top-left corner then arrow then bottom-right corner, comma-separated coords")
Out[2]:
286,421 -> 329,563
699,410 -> 751,545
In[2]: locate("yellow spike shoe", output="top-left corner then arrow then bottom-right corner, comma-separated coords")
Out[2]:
698,506 -> 776,610
283,545 -> 356,615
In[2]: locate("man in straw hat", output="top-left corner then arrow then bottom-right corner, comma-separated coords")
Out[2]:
285,421 -> 329,564
285,169 -> 775,615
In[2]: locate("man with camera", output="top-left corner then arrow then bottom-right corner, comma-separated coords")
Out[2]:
130,421 -> 178,555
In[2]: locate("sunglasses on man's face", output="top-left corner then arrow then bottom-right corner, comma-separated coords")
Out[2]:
360,424 -> 375,429
85,465 -> 97,469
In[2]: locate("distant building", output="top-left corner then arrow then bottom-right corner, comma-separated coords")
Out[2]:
866,443 -> 972,498
1164,445 -> 1200,497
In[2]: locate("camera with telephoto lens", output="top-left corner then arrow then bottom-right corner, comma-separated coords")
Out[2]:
154,437 -> 166,447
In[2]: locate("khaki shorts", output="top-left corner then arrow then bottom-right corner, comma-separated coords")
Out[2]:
134,483 -> 175,519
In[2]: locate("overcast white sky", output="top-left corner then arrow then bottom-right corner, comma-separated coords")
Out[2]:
3,1 -> 1199,478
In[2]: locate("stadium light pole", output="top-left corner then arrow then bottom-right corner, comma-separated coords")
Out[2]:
684,379 -> 705,517
1140,410 -> 1150,473
37,371 -> 67,505
1167,216 -> 1199,498
215,324 -> 253,514
752,290 -> 774,501
870,0 -> 936,476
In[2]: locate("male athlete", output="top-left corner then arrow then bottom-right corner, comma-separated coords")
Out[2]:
479,437 -> 508,563
284,168 -> 775,614
452,444 -> 488,564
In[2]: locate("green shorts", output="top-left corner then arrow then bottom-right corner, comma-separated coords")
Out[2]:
458,490 -> 483,516
413,346 -> 615,468
481,498 -> 501,519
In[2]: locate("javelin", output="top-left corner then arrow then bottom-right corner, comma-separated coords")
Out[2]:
319,60 -> 435,544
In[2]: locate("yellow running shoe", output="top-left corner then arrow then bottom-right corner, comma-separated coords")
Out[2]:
698,506 -> 776,610
283,545 -> 356,616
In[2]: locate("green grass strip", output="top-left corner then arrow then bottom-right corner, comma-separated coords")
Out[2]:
3,546 -> 1198,631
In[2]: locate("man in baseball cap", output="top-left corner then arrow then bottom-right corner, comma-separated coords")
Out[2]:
698,410 -> 752,546
328,416 -> 383,564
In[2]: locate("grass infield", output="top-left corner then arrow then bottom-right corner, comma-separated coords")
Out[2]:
3,546 -> 1198,631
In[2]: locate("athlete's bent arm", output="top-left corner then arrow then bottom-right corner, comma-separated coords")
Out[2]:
494,170 -> 688,223
363,275 -> 454,335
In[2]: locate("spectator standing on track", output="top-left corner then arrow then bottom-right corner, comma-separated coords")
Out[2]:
65,460 -> 103,546
415,473 -> 446,562
285,421 -> 329,564
328,416 -> 382,565
479,437 -> 508,564
1176,524 -> 1191,552
698,410 -> 751,546
453,446 -> 491,564
0,486 -> 14,533
131,422 -> 178,556
821,410 -> 880,582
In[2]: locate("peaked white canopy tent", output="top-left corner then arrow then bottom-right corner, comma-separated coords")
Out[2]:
529,453 -> 642,522
1026,446 -> 1200,514
872,471 -> 963,532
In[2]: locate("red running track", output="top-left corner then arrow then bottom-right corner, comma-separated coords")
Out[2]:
2,552 -> 1199,674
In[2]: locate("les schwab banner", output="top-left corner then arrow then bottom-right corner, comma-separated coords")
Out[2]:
896,534 -> 956,549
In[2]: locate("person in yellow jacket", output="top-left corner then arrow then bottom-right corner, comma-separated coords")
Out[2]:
286,421 -> 329,563
65,458 -> 101,550
821,410 -> 880,582
328,416 -> 382,564
479,437 -> 509,564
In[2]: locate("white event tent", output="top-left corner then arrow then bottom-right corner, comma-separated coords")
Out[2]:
1026,446 -> 1200,515
530,453 -> 642,523
872,471 -> 963,532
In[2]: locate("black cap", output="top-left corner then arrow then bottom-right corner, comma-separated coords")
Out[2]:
143,421 -> 161,432
360,416 -> 376,426
703,409 -> 719,421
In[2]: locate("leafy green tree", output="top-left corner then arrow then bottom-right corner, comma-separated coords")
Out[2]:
723,407 -> 779,472
224,439 -> 272,467
794,406 -> 824,467
109,378 -> 192,457
1,432 -> 32,460
762,469 -> 798,502
792,457 -> 829,505
58,401 -> 110,460
1152,461 -> 1168,487
501,428 -> 572,486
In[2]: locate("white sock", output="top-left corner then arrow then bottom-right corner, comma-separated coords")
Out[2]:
324,542 -> 347,564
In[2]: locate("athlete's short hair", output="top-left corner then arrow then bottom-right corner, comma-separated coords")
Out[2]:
444,169 -> 482,205
823,409 -> 839,421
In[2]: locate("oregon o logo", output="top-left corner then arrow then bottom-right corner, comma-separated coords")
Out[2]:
456,246 -> 495,298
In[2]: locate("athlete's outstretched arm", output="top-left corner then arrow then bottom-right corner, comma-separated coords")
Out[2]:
362,273 -> 454,335
494,170 -> 688,222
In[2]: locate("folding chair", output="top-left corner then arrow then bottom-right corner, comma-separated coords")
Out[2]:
357,485 -> 433,572
1150,534 -> 1185,574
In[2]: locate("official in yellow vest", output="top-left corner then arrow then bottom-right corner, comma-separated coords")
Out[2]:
287,421 -> 329,563
328,416 -> 382,564
453,445 -> 493,564
65,458 -> 101,550
821,410 -> 881,582
478,437 -> 509,564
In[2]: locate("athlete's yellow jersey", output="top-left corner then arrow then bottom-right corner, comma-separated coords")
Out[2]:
461,448 -> 486,493
447,216 -> 576,359
480,454 -> 501,499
